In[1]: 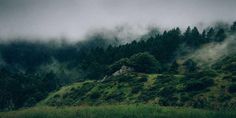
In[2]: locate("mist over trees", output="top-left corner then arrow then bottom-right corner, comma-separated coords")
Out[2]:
0,21 -> 235,110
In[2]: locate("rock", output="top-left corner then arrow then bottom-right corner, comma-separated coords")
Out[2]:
112,65 -> 133,76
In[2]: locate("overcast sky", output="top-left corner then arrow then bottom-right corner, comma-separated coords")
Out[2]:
0,0 -> 236,40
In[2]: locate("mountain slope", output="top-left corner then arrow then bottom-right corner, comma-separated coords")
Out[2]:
42,66 -> 236,110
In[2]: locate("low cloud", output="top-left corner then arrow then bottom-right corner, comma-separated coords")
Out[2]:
189,34 -> 236,66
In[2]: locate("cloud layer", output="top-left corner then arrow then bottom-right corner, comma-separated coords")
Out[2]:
0,0 -> 236,40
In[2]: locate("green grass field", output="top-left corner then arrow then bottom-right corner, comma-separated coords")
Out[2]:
0,104 -> 235,118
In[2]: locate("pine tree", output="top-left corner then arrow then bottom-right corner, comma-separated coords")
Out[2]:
206,28 -> 215,42
230,21 -> 236,32
215,29 -> 226,42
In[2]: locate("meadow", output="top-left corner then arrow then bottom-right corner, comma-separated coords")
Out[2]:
0,104 -> 235,118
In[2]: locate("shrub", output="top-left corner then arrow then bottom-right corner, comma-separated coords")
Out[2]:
137,77 -> 148,82
218,93 -> 231,102
138,94 -> 153,101
223,75 -> 236,82
222,62 -> 236,71
186,70 -> 217,79
169,60 -> 179,73
129,52 -> 160,73
185,81 -> 205,91
184,77 -> 214,92
201,77 -> 214,86
105,91 -> 124,102
158,86 -> 176,97
89,92 -> 101,100
159,96 -> 178,106
183,59 -> 197,72
193,96 -> 209,108
180,93 -> 191,102
156,75 -> 174,83
71,82 -> 95,97
228,84 -> 236,93
116,75 -> 133,83
131,84 -> 143,94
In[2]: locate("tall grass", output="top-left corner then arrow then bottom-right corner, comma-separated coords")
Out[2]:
0,104 -> 235,118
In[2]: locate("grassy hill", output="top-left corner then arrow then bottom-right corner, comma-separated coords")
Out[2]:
1,52 -> 234,118
41,69 -> 236,109
35,54 -> 236,110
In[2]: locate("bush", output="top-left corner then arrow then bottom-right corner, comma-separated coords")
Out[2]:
156,75 -> 174,83
180,93 -> 191,102
138,94 -> 153,101
137,77 -> 148,82
223,75 -> 236,82
228,84 -> 236,93
129,52 -> 160,73
201,77 -> 214,86
185,82 -> 208,91
184,77 -> 214,92
105,91 -> 124,102
159,96 -> 178,106
116,75 -> 134,83
89,92 -> 101,100
169,60 -> 179,73
218,93 -> 231,102
131,84 -> 143,94
183,59 -> 197,72
158,86 -> 176,97
186,70 -> 217,79
222,62 -> 236,71
71,82 -> 95,97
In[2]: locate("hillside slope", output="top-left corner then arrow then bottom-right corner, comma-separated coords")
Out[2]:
42,57 -> 236,110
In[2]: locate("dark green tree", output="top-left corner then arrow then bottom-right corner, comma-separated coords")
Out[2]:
206,28 -> 215,42
183,59 -> 198,73
184,26 -> 192,42
230,21 -> 236,32
129,52 -> 160,73
169,60 -> 179,73
215,29 -> 226,42
191,27 -> 202,47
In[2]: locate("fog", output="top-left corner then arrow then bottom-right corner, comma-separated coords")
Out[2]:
188,34 -> 236,67
0,0 -> 236,41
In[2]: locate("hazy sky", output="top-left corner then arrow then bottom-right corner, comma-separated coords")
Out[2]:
0,0 -> 236,40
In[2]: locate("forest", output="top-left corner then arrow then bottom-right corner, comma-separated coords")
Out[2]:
0,21 -> 236,118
